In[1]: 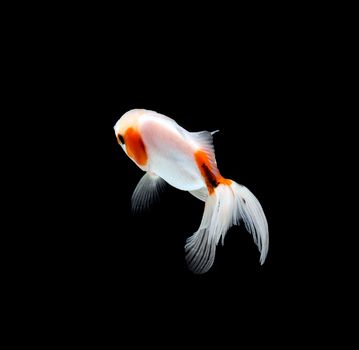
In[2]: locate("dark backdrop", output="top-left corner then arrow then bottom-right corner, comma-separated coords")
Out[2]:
8,3 -> 351,344
27,7 -> 337,326
61,46 -> 316,303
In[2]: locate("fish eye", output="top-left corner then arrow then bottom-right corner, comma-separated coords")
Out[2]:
118,134 -> 125,145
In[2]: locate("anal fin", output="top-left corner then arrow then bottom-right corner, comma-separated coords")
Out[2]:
189,187 -> 208,202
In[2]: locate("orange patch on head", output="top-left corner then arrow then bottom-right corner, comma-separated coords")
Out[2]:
124,127 -> 148,166
195,150 -> 231,194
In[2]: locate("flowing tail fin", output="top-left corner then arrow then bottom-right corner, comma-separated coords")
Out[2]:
185,181 -> 269,274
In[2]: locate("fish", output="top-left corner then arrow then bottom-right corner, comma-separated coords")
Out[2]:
114,109 -> 269,274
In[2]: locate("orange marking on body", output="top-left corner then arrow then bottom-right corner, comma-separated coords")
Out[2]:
219,176 -> 232,186
124,127 -> 148,166
195,150 -> 231,194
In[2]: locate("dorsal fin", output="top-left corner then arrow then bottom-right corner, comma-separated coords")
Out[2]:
189,130 -> 218,169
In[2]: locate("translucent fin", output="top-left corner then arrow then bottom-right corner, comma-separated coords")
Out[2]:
189,187 -> 208,202
189,130 -> 218,170
131,172 -> 166,213
232,183 -> 269,265
185,190 -> 233,274
185,181 -> 269,274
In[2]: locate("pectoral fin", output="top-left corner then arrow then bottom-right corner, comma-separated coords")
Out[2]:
132,172 -> 167,213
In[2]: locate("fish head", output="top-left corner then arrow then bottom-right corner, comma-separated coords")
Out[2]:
114,109 -> 145,151
113,109 -> 148,168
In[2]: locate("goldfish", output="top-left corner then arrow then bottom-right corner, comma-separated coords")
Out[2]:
114,109 -> 269,273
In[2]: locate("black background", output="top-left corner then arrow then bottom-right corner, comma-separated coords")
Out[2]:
15,5 -> 349,335
61,38 -> 316,304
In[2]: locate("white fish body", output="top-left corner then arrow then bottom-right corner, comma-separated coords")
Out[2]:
115,109 -> 209,190
114,109 -> 269,273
